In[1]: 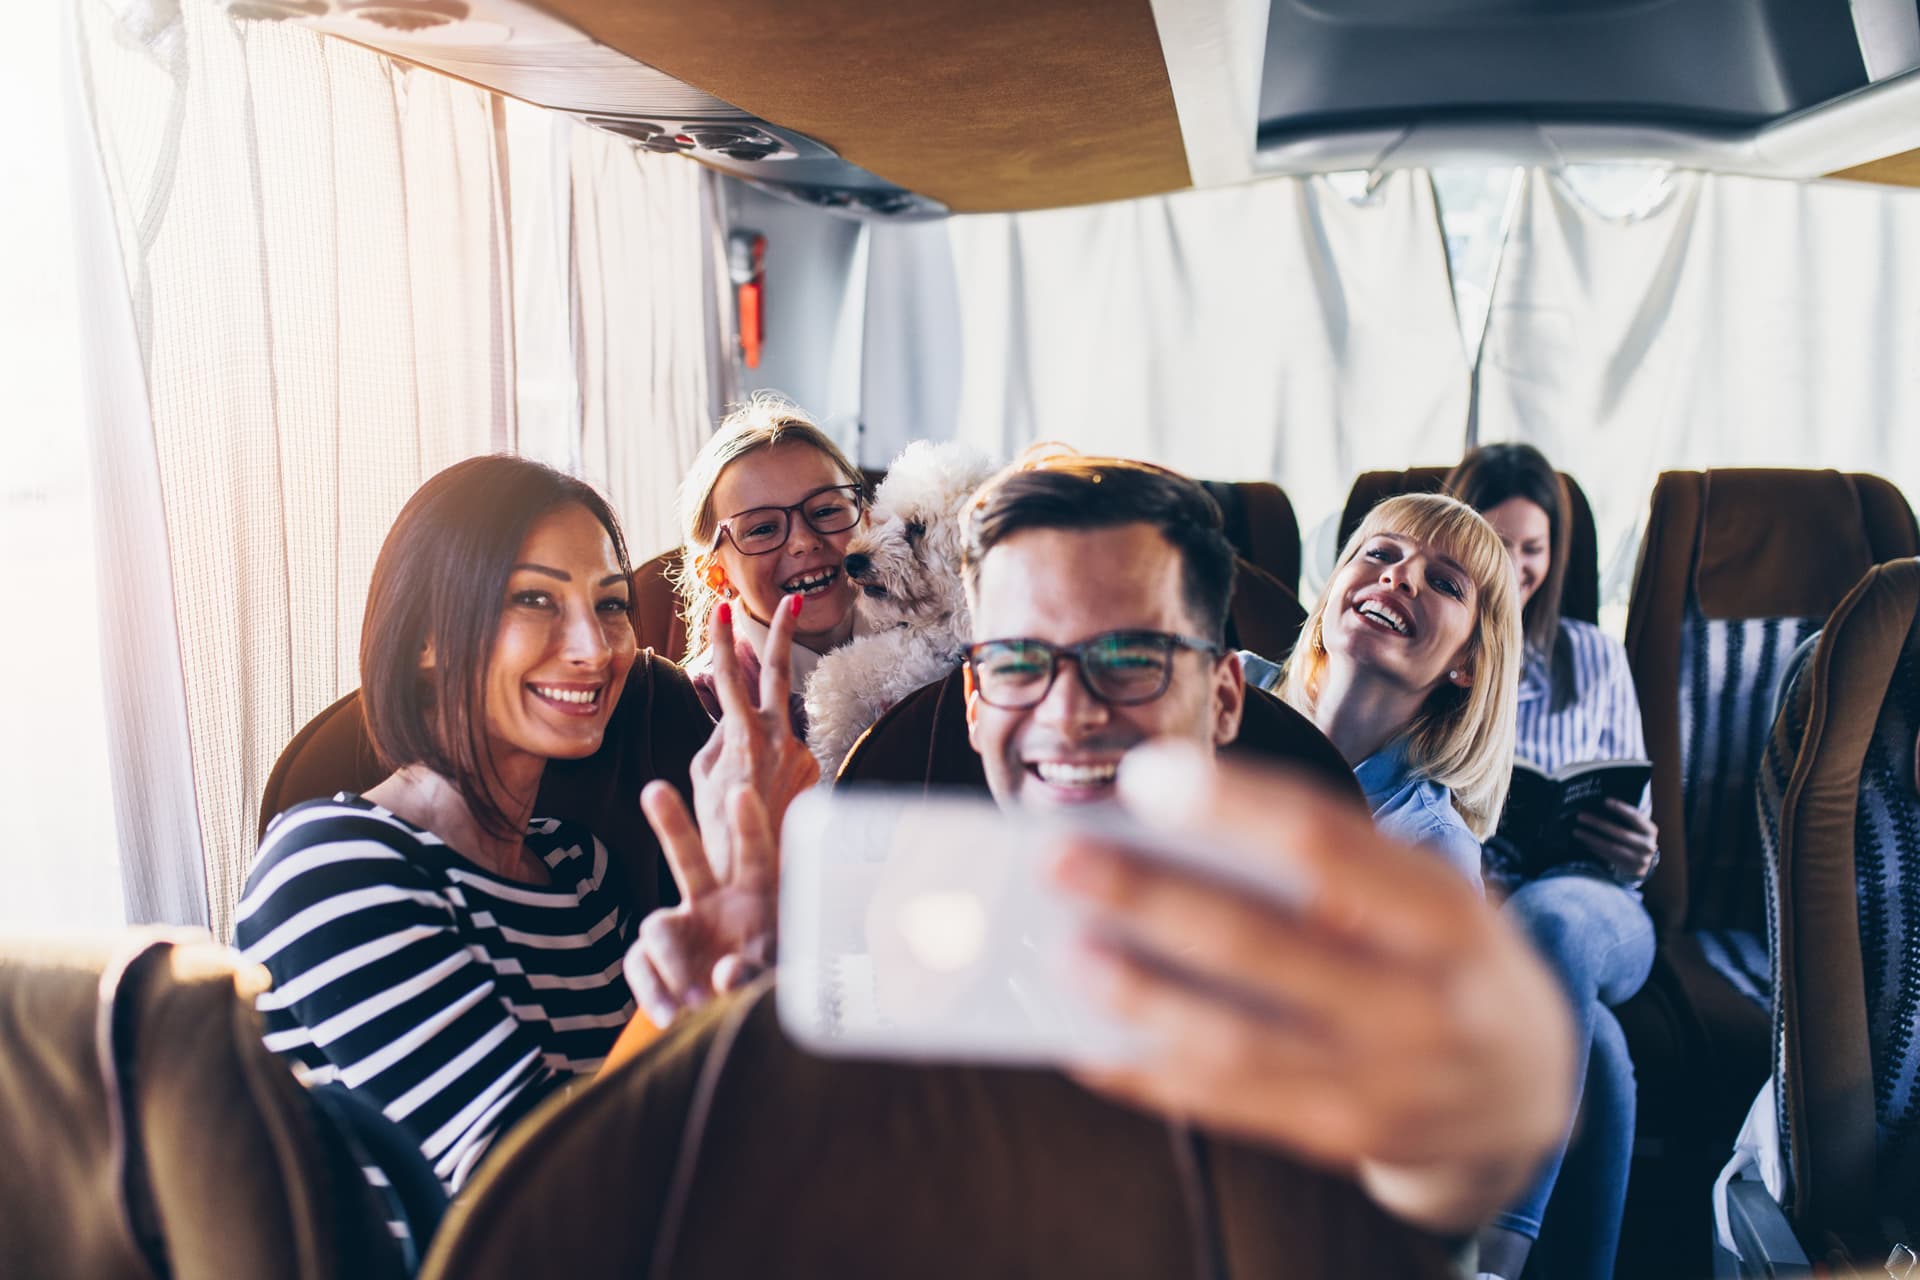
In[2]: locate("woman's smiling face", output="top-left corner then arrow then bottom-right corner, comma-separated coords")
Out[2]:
480,502 -> 637,770
1322,530 -> 1478,698
706,440 -> 860,649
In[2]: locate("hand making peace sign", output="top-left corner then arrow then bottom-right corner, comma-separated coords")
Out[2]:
625,595 -> 817,1027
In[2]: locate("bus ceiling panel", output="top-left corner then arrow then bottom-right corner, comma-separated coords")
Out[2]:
529,0 -> 1194,213
277,0 -> 953,218
1259,0 -> 1870,137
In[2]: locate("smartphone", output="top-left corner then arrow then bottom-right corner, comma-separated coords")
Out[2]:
775,786 -> 1305,1068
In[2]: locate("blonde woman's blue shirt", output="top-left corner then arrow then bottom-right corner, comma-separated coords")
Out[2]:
1355,737 -> 1484,890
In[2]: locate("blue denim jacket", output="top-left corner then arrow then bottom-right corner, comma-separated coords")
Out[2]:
1354,737 -> 1484,891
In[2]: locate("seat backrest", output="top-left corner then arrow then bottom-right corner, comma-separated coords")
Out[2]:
1760,558 -> 1920,1250
256,652 -> 713,917
1203,480 -> 1302,597
421,984 -> 1454,1280
1336,464 -> 1602,625
835,665 -> 1364,810
632,549 -> 691,664
1627,470 -> 1919,937
0,935 -> 412,1280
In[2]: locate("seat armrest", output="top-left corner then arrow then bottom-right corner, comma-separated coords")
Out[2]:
1724,1180 -> 1812,1278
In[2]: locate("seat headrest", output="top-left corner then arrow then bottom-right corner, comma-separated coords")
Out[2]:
1696,470 -> 1874,620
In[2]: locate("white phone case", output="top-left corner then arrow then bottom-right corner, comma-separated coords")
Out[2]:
775,786 -> 1304,1068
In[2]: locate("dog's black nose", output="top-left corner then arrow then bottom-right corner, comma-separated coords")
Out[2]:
843,552 -> 871,578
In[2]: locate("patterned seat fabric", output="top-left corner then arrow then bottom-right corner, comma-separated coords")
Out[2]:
1758,583 -> 1920,1238
1678,585 -> 1825,1008
1853,625 -> 1920,1206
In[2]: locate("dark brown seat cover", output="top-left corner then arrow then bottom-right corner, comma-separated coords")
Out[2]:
1760,557 -> 1920,1265
255,651 -> 714,915
1612,469 -> 1918,1274
0,935 -> 406,1280
421,984 -> 1454,1280
1337,463 -> 1603,625
836,665 -> 1362,811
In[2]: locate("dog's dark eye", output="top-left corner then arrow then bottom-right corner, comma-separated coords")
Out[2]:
905,520 -> 926,543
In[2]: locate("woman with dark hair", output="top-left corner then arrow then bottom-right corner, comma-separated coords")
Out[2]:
235,455 -> 645,1192
1444,442 -> 1657,1280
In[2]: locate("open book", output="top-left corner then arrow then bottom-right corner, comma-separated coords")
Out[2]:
1496,758 -> 1653,877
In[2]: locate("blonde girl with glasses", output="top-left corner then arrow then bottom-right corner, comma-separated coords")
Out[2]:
673,392 -> 870,735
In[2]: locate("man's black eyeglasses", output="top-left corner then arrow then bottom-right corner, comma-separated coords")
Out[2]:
965,630 -> 1222,709
712,484 -> 864,556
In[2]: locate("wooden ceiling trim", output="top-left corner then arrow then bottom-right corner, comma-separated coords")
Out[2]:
532,0 -> 1193,212
1827,148 -> 1920,189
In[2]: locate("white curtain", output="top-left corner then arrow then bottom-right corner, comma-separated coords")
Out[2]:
860,173 -> 1470,536
1478,168 -> 1920,602
572,125 -> 736,562
73,0 -> 725,938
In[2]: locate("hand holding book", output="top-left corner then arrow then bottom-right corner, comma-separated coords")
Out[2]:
1570,799 -> 1659,882
1496,759 -> 1656,882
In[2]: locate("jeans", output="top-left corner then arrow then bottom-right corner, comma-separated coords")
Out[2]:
1491,873 -> 1656,1275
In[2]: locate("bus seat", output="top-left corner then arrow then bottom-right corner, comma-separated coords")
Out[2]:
1228,557 -> 1308,664
254,651 -> 713,918
632,551 -> 691,663
1612,469 -> 1918,1273
1203,479 -> 1302,597
834,664 -> 1364,810
635,476 -> 1302,665
0,934 -> 426,1280
419,982 -> 1457,1280
1337,464 -> 1602,625
1751,557 -> 1920,1264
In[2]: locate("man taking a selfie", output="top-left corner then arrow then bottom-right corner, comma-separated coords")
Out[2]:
616,454 -> 1573,1249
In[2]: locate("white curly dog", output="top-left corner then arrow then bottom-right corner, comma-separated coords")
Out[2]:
802,440 -> 1002,781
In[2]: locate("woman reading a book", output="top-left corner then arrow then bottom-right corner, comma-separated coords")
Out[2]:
1276,492 -> 1522,887
1446,442 -> 1658,1280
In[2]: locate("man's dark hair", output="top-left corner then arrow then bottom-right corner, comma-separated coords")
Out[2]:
962,456 -> 1237,644
360,454 -> 631,839
1444,442 -> 1568,656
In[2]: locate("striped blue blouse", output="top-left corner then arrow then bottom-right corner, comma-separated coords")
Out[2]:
1491,617 -> 1652,887
1514,618 -> 1648,773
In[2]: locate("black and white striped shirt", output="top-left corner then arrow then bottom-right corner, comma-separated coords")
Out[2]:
235,796 -> 635,1190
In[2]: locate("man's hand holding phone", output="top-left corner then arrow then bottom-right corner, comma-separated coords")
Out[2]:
626,595 -> 808,1026
1053,743 -> 1577,1236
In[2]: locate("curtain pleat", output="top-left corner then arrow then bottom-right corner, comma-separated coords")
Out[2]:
858,172 -> 1470,536
73,0 -> 723,937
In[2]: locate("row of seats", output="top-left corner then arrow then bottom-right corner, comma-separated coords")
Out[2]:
246,463 -> 1919,1276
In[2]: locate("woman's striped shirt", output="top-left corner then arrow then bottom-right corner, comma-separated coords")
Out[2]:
234,795 -> 635,1190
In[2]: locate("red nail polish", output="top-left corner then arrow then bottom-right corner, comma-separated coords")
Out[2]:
789,594 -> 804,617
717,601 -> 732,625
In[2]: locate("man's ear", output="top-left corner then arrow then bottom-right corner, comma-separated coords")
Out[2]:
1213,650 -> 1246,747
964,665 -> 983,752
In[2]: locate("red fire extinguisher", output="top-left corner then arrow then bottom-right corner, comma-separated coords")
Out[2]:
728,229 -> 766,369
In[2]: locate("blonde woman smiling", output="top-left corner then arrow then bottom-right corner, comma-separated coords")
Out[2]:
1274,493 -> 1522,885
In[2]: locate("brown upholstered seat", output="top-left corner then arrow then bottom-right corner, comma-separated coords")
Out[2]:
421,982 -> 1454,1280
636,476 -> 1303,665
1612,469 -> 1919,1274
1337,463 -> 1602,625
0,935 -> 410,1280
1758,557 -> 1920,1264
835,665 -> 1363,810
255,652 -> 714,916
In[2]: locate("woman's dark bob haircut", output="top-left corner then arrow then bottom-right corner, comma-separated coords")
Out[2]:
1444,442 -> 1569,656
360,455 -> 631,838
